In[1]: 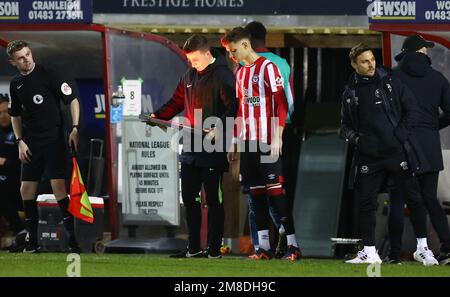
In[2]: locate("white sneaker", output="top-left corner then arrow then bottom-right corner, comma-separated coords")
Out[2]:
413,247 -> 438,266
345,250 -> 382,264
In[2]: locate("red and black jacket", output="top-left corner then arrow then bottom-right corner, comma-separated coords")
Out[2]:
154,50 -> 238,170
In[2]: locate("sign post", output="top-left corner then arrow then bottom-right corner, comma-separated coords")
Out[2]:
122,79 -> 142,117
121,118 -> 180,225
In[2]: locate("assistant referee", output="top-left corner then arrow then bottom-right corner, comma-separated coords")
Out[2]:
7,40 -> 81,253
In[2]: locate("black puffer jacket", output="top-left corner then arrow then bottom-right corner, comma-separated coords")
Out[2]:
393,52 -> 450,173
154,50 -> 238,171
341,68 -> 418,158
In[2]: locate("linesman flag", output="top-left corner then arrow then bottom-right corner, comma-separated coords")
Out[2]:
69,156 -> 94,223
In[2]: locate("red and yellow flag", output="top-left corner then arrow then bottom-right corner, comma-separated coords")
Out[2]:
69,156 -> 94,223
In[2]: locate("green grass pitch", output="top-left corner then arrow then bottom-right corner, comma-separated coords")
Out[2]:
0,251 -> 449,277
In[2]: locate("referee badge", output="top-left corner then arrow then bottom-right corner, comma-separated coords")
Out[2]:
33,94 -> 44,105
61,82 -> 73,95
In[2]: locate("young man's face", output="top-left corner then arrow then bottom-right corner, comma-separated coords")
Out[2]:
9,46 -> 35,74
351,50 -> 376,77
0,101 -> 11,128
224,40 -> 250,64
417,47 -> 428,55
185,50 -> 212,72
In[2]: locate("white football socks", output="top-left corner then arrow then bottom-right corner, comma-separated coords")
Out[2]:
257,230 -> 270,251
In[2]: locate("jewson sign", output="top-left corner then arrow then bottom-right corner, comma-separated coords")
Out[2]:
0,0 -> 93,23
368,0 -> 450,23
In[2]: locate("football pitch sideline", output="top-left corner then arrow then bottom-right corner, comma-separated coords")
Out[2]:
0,251 -> 449,277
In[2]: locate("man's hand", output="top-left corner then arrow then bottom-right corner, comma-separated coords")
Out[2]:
270,136 -> 283,158
18,140 -> 32,163
349,133 -> 360,146
69,127 -> 79,152
0,157 -> 6,166
146,113 -> 167,131
227,143 -> 238,163
146,113 -> 158,127
204,127 -> 217,142
69,100 -> 80,151
270,125 -> 284,158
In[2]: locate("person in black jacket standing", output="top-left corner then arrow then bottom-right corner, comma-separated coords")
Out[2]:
341,43 -> 437,265
387,35 -> 450,265
150,35 -> 238,258
7,40 -> 81,253
0,95 -> 25,244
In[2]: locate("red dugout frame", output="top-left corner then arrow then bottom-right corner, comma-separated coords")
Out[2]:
0,24 -> 187,240
369,23 -> 450,67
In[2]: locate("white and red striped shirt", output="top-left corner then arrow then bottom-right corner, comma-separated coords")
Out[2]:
235,56 -> 288,143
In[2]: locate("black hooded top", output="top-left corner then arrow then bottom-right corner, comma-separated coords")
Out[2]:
393,52 -> 450,172
154,49 -> 238,170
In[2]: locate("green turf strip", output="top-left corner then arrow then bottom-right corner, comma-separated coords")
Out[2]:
0,252 -> 449,277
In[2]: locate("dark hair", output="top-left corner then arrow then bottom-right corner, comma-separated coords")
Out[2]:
0,94 -> 9,104
183,34 -> 210,53
245,21 -> 267,43
349,43 -> 372,63
6,40 -> 29,57
221,27 -> 251,46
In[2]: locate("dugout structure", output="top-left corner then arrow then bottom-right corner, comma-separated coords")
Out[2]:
0,24 -> 188,244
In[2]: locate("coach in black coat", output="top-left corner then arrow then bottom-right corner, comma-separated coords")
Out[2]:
388,35 -> 450,265
394,52 -> 450,172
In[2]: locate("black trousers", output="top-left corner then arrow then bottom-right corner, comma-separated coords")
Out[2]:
389,172 -> 450,257
355,153 -> 427,247
0,181 -> 24,234
181,162 -> 224,253
281,124 -> 300,213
